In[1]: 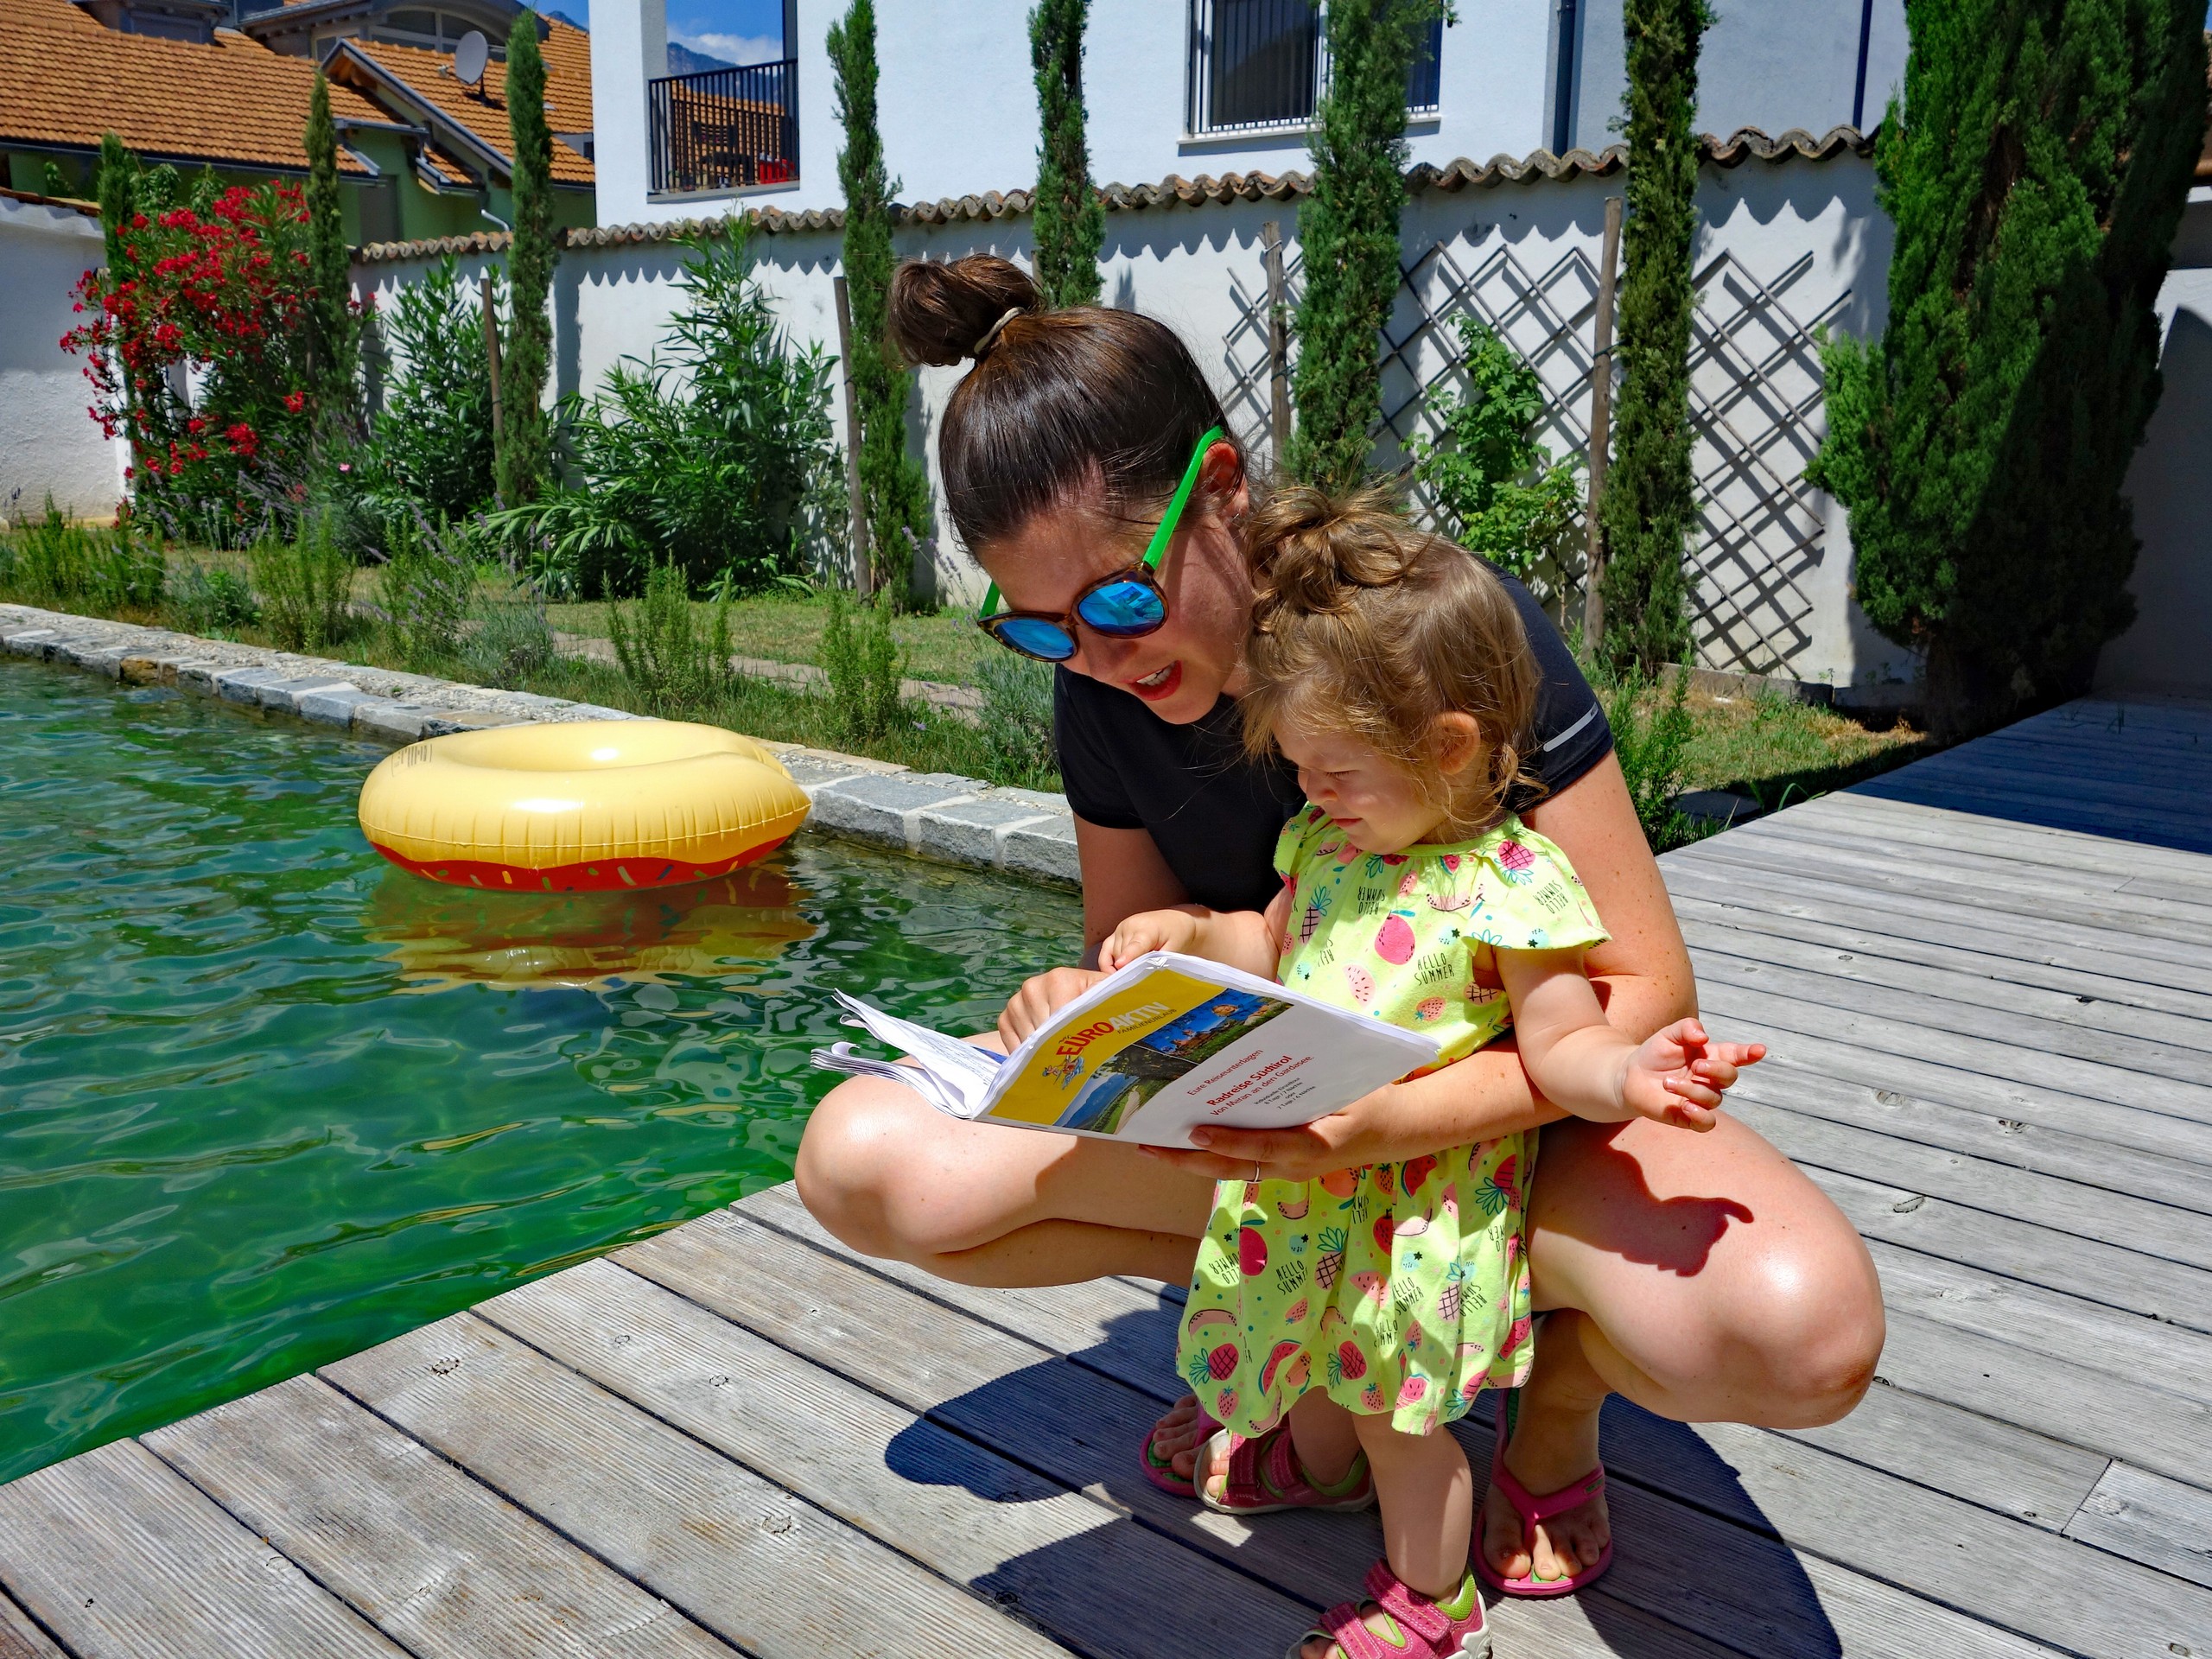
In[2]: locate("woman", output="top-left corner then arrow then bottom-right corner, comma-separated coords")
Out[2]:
795,256 -> 1884,1592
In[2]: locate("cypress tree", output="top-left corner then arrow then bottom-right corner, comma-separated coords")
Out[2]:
497,12 -> 556,507
303,71 -> 358,423
1808,0 -> 2206,736
95,132 -> 134,275
1596,0 -> 1706,677
828,0 -> 931,597
1285,0 -> 1440,492
1029,0 -> 1103,308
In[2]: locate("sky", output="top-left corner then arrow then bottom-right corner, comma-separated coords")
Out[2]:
551,0 -> 785,65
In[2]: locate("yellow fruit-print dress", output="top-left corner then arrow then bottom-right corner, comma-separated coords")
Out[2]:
1178,805 -> 1608,1439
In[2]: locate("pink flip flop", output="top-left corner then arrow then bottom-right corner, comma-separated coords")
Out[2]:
1474,1389 -> 1612,1598
1139,1399 -> 1220,1497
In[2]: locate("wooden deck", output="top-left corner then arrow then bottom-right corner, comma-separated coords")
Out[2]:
3,696 -> 2209,1658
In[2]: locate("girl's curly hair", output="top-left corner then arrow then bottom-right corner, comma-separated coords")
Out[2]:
1240,485 -> 1541,834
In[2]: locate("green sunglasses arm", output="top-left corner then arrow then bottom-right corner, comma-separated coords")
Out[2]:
976,424 -> 1227,622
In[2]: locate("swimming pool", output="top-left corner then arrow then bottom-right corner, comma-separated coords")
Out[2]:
0,660 -> 1083,1483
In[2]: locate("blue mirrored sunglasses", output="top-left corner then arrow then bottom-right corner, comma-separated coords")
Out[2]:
975,425 -> 1226,664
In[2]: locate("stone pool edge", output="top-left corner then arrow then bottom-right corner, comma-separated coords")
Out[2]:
0,603 -> 1080,891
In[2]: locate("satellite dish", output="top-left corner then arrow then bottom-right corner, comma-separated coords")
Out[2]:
454,29 -> 488,86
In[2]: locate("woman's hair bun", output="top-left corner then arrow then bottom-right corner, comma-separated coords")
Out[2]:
887,257 -> 1041,367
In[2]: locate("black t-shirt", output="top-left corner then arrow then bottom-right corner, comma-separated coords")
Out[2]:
1052,567 -> 1612,914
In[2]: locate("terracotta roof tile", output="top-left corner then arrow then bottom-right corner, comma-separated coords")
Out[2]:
344,19 -> 591,186
358,124 -> 1874,262
0,0 -> 389,173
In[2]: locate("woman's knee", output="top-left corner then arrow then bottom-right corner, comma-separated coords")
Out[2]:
1723,1226 -> 1886,1427
793,1080 -> 937,1261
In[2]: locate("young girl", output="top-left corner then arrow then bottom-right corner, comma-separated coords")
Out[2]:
1099,490 -> 1764,1659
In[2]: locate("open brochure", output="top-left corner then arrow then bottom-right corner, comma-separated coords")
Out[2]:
810,951 -> 1440,1147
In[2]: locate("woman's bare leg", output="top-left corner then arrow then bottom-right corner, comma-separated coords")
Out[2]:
794,1070 -> 1215,1286
1478,1109 -> 1885,1584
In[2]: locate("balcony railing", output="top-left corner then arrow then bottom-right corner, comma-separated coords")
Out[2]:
648,57 -> 798,196
1185,0 -> 1442,137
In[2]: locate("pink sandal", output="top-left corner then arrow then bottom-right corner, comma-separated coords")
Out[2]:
1474,1390 -> 1612,1597
1139,1399 -> 1220,1497
1195,1418 -> 1376,1516
1288,1560 -> 1490,1659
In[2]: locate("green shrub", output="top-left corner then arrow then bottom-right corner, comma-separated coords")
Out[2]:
492,229 -> 834,598
249,518 -> 354,650
1413,316 -> 1584,588
460,595 -> 557,688
362,259 -> 499,527
0,500 -> 165,612
973,648 -> 1057,788
817,587 -> 906,745
607,562 -> 736,716
170,565 -> 259,636
378,513 -> 473,668
1806,0 -> 2207,736
1602,667 -> 1701,853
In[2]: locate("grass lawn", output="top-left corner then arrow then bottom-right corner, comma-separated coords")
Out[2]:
1669,682 -> 1928,810
547,593 -> 986,686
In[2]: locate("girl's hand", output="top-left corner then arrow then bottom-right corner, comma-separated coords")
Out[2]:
1621,1018 -> 1765,1132
997,966 -> 1106,1049
1098,909 -> 1201,973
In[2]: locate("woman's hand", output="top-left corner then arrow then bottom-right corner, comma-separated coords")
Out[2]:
1140,1082 -> 1405,1183
1098,909 -> 1202,973
997,965 -> 1108,1049
1620,1018 -> 1765,1132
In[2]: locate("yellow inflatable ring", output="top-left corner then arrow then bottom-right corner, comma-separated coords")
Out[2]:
358,719 -> 810,892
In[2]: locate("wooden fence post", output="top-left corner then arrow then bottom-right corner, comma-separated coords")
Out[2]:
480,275 -> 503,442
1262,219 -> 1291,464
1581,194 -> 1622,651
832,274 -> 873,599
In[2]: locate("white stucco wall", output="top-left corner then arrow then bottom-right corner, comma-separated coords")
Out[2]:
2096,191 -> 2212,702
594,0 -> 1898,231
0,197 -> 127,522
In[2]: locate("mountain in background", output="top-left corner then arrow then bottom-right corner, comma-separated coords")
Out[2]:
665,40 -> 736,73
543,9 -> 585,29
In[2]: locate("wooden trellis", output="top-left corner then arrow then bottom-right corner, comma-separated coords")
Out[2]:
1221,226 -> 1849,677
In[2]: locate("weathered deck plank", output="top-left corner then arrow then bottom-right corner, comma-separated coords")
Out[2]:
0,1440 -> 406,1658
145,1375 -> 742,1659
327,1312 -> 1067,1659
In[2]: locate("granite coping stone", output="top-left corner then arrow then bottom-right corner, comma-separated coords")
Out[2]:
917,797 -> 1065,871
0,601 -> 1083,892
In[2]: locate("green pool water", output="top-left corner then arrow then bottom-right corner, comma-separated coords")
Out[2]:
0,660 -> 1083,1484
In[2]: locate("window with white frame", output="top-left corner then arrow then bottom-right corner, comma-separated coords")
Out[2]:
1185,1 -> 1441,137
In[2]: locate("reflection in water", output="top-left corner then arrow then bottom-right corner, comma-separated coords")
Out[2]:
364,866 -> 819,990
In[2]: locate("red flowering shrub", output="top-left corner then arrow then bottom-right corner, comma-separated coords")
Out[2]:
62,182 -> 360,538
